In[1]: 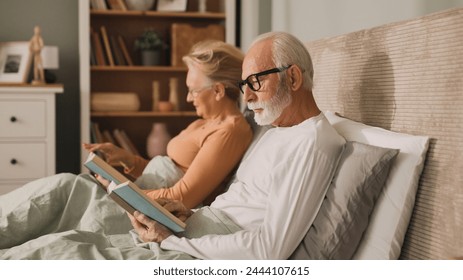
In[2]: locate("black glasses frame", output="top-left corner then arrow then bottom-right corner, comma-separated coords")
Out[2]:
238,65 -> 292,94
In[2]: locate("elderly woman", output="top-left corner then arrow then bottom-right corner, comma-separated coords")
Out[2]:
85,40 -> 252,208
0,41 -> 252,251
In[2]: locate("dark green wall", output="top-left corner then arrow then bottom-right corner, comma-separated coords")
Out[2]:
0,0 -> 81,173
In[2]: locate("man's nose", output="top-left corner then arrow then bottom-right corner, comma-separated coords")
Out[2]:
243,86 -> 256,103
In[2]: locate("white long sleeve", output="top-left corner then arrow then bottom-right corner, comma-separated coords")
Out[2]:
161,114 -> 345,259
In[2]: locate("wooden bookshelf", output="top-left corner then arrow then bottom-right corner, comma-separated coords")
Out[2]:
81,0 -> 234,162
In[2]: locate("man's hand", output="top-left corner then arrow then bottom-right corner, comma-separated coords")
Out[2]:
129,211 -> 173,243
128,198 -> 193,243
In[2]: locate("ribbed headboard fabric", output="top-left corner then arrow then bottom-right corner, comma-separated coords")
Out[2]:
305,8 -> 463,259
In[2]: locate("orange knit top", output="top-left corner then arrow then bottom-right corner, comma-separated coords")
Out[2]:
127,115 -> 252,208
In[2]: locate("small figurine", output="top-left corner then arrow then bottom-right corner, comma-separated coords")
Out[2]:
29,25 -> 45,84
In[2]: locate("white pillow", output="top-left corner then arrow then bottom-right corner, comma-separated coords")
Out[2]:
324,111 -> 430,259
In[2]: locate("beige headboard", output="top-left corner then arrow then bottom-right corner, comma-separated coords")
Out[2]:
305,8 -> 463,259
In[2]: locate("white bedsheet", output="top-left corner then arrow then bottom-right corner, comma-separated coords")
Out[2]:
0,163 -> 238,259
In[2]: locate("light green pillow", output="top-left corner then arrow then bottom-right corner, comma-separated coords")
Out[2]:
290,141 -> 398,259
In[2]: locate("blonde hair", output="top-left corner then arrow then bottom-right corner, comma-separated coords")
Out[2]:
182,40 -> 244,102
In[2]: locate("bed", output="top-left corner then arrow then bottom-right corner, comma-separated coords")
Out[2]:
304,7 -> 463,259
1,7 -> 462,260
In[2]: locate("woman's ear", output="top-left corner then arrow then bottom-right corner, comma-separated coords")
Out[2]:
288,65 -> 303,91
214,83 -> 226,101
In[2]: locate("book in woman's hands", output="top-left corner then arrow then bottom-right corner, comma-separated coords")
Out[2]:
84,152 -> 128,185
84,152 -> 186,233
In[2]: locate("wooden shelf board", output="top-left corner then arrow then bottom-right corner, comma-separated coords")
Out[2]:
91,111 -> 198,117
91,10 -> 225,20
0,83 -> 63,88
91,66 -> 187,72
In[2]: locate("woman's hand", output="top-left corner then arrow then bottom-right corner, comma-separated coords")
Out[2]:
129,211 -> 173,243
83,142 -> 134,170
155,198 -> 193,222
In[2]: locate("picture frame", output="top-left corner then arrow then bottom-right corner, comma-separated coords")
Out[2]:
0,41 -> 32,84
157,0 -> 188,12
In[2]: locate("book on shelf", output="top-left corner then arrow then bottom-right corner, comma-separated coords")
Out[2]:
90,0 -> 108,10
113,128 -> 140,156
100,26 -> 115,66
90,122 -> 105,143
91,27 -> 126,66
107,0 -> 127,10
89,29 -> 97,66
90,122 -> 139,155
109,35 -> 126,66
91,30 -> 107,66
117,0 -> 128,11
84,152 -> 186,233
102,129 -> 117,145
90,48 -> 97,66
120,129 -> 141,156
117,35 -> 134,66
90,122 -> 107,159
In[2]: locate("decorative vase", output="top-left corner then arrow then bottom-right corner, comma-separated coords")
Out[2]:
152,80 -> 160,111
146,123 -> 171,158
141,50 -> 161,66
198,0 -> 207,12
169,77 -> 179,110
158,101 -> 174,112
125,0 -> 155,11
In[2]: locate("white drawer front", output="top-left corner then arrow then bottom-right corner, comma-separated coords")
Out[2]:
0,143 -> 47,180
0,100 -> 46,138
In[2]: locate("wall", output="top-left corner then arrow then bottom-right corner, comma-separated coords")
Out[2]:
0,0 -> 81,173
1,0 -> 462,175
241,0 -> 463,51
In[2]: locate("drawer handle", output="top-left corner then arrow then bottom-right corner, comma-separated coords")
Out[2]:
10,116 -> 17,122
10,158 -> 18,165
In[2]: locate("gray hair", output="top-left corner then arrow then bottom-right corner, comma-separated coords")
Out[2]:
251,32 -> 314,90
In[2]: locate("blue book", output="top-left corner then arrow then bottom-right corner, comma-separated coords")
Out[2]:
84,152 -> 128,185
84,152 -> 186,233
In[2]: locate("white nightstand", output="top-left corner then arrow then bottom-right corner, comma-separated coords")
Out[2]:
0,84 -> 63,195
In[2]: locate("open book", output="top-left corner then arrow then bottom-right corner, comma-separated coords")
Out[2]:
84,152 -> 186,233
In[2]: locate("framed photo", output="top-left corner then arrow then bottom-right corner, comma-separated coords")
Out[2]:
157,0 -> 188,12
0,42 -> 32,83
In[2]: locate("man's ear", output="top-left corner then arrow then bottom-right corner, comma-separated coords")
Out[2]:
214,83 -> 226,100
288,65 -> 303,91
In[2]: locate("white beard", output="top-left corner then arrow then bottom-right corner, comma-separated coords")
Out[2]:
247,84 -> 292,125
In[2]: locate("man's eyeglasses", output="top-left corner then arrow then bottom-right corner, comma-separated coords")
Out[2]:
238,65 -> 292,94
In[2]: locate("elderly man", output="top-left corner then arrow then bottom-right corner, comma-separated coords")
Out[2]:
129,31 -> 345,259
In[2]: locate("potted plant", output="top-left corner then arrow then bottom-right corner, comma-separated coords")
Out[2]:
134,29 -> 167,66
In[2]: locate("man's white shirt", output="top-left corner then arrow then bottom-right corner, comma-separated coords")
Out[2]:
161,113 -> 345,259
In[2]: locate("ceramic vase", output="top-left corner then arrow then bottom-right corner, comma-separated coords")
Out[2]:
169,77 -> 179,110
152,80 -> 160,111
146,123 -> 171,158
198,0 -> 207,12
